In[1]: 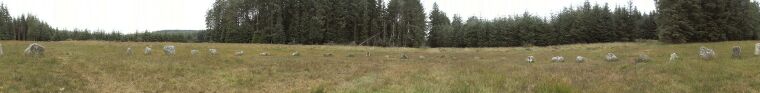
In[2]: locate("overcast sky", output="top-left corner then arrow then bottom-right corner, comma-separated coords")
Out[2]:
1,0 -> 655,33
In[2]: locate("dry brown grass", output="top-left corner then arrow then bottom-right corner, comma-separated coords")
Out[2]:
1,40 -> 759,93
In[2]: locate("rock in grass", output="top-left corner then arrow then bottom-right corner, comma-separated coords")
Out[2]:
235,51 -> 244,56
551,56 -> 565,62
209,49 -> 218,56
144,47 -> 152,55
260,52 -> 271,56
606,53 -> 618,62
291,51 -> 300,56
576,56 -> 585,63
732,46 -> 741,59
126,48 -> 133,55
636,54 -> 650,63
163,45 -> 176,56
669,53 -> 679,62
191,49 -> 200,55
24,43 -> 46,57
526,56 -> 535,63
699,46 -> 716,60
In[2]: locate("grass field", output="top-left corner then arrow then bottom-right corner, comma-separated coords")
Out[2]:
1,40 -> 760,93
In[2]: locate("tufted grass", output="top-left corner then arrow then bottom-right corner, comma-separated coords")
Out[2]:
0,40 -> 759,93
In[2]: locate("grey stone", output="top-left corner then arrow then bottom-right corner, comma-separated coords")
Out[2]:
235,51 -> 244,56
191,49 -> 200,55
576,56 -> 585,63
755,43 -> 760,56
291,51 -> 300,56
260,52 -> 271,56
163,45 -> 176,56
0,43 -> 3,56
551,56 -> 565,62
732,46 -> 741,58
24,43 -> 45,56
636,54 -> 650,63
209,49 -> 218,56
606,53 -> 618,62
699,46 -> 716,60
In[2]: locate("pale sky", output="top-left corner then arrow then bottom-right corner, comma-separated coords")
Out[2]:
0,0 -> 655,33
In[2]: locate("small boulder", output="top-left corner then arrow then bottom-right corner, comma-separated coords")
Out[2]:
635,54 -> 650,63
551,56 -> 565,62
24,43 -> 46,57
163,45 -> 176,56
291,51 -> 300,56
191,49 -> 200,55
699,46 -> 716,60
235,51 -> 244,56
576,56 -> 585,63
606,53 -> 618,62
126,48 -> 133,55
323,53 -> 334,57
260,52 -> 271,56
526,56 -> 535,63
209,49 -> 218,56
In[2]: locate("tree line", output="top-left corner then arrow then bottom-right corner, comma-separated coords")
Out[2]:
0,4 -> 203,42
1,0 -> 759,47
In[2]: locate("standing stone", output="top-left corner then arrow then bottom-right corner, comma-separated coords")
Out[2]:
576,56 -> 585,63
144,47 -> 152,55
635,54 -> 650,63
732,46 -> 741,59
699,46 -> 716,60
755,43 -> 760,56
0,43 -> 4,56
0,44 -> 3,56
606,53 -> 618,62
669,53 -> 679,62
163,45 -> 176,56
126,48 -> 133,55
527,56 -> 535,63
24,43 -> 46,56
